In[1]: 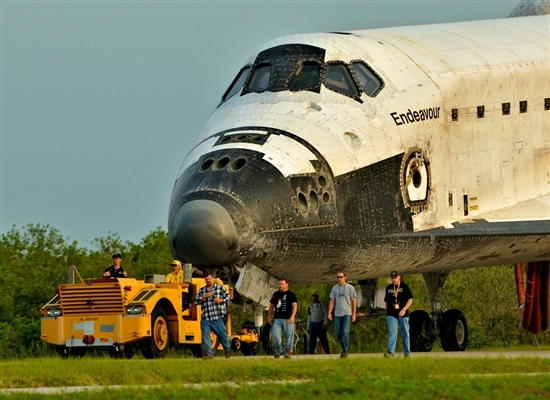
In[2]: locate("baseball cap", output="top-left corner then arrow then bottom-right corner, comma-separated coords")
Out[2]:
312,293 -> 319,297
390,270 -> 399,278
170,260 -> 183,267
112,252 -> 121,259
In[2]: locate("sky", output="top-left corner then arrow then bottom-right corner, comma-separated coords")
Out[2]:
1,0 -> 519,248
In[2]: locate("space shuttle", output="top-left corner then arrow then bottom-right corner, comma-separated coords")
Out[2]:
168,0 -> 550,351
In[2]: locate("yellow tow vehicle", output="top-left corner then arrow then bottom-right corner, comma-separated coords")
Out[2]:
40,272 -> 259,358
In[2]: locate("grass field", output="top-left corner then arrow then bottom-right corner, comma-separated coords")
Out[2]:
1,352 -> 549,399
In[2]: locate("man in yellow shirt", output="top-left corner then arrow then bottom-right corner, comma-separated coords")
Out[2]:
165,260 -> 191,311
165,260 -> 185,283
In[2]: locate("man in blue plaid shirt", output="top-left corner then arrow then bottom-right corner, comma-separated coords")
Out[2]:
195,271 -> 232,358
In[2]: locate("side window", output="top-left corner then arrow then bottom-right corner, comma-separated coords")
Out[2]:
324,63 -> 359,98
289,61 -> 321,91
248,64 -> 271,92
222,66 -> 251,102
351,62 -> 383,96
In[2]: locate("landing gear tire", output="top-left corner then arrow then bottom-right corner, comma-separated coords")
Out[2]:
440,309 -> 468,351
409,310 -> 434,352
260,322 -> 273,355
141,308 -> 170,359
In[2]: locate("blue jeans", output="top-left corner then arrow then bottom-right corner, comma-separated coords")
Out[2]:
386,315 -> 410,355
271,318 -> 295,355
334,315 -> 351,354
201,318 -> 231,357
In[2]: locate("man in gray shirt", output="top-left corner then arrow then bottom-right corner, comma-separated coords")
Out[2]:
307,293 -> 330,354
328,271 -> 357,358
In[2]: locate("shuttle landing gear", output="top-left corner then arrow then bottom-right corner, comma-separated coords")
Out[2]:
410,271 -> 468,352
409,310 -> 433,352
440,309 -> 468,351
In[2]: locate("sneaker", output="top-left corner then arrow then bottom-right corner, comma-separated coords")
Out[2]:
202,355 -> 213,359
404,353 -> 411,358
283,350 -> 291,359
274,354 -> 281,359
383,352 -> 394,359
225,350 -> 232,358
340,352 -> 348,358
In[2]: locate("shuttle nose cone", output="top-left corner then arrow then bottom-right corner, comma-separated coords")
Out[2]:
169,200 -> 239,267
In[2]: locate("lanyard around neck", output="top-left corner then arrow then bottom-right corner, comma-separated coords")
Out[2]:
393,282 -> 400,301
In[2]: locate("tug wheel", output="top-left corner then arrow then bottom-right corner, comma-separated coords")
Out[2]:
141,308 -> 170,358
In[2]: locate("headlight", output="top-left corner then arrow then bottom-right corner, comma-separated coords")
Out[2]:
47,308 -> 62,317
127,305 -> 143,314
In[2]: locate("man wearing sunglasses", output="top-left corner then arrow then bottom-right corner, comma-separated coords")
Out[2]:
328,272 -> 357,358
103,252 -> 128,278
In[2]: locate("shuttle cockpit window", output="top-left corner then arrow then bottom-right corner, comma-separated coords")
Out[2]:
247,64 -> 271,92
324,63 -> 359,98
289,61 -> 321,91
351,61 -> 383,96
222,66 -> 251,102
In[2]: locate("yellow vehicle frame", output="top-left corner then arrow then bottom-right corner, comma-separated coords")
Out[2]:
40,276 -> 242,358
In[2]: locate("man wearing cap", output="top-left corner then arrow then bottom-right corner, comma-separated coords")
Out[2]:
165,260 -> 185,284
307,293 -> 330,354
383,270 -> 413,358
165,260 -> 191,311
328,271 -> 357,358
103,253 -> 127,278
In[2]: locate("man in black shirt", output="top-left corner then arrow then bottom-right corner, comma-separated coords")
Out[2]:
103,252 -> 128,278
383,270 -> 413,358
267,278 -> 298,358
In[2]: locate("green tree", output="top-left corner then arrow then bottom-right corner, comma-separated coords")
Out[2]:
0,224 -> 88,357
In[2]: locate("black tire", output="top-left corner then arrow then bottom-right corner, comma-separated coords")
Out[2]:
260,322 -> 273,355
141,308 -> 170,359
409,310 -> 434,352
440,309 -> 468,351
231,337 -> 241,352
241,340 -> 259,356
239,321 -> 259,356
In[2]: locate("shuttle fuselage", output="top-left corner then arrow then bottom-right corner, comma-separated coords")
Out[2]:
168,12 -> 550,285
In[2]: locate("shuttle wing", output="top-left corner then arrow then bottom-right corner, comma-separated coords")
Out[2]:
403,195 -> 550,239
474,195 -> 550,223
